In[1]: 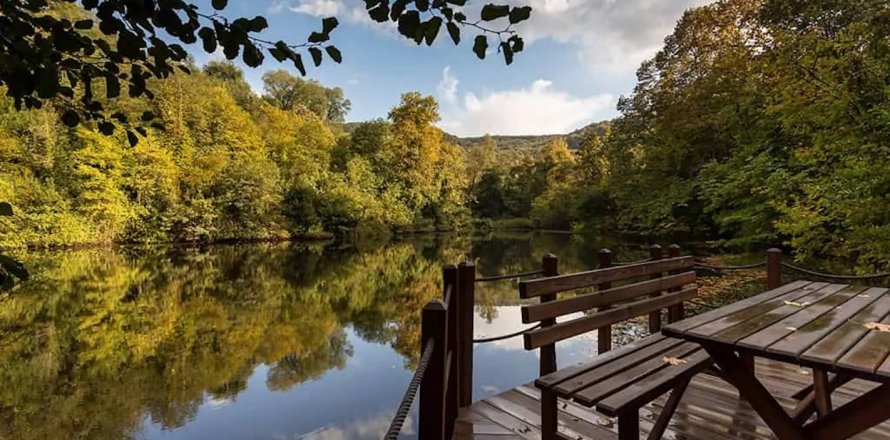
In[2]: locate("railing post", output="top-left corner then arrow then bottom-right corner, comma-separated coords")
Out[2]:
442,265 -> 459,440
419,300 -> 447,440
767,248 -> 782,290
667,244 -> 684,323
597,249 -> 613,354
540,254 -> 559,376
648,245 -> 664,333
457,261 -> 475,407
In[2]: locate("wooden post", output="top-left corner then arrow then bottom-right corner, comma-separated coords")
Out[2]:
648,245 -> 664,333
539,254 -> 559,377
667,244 -> 684,323
597,248 -> 613,354
442,265 -> 459,440
767,248 -> 782,290
457,261 -> 475,407
419,300 -> 447,440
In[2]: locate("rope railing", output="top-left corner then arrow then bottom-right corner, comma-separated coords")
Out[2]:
781,262 -> 890,281
694,261 -> 767,271
612,258 -> 652,266
474,269 -> 545,282
384,339 -> 435,440
472,323 -> 542,343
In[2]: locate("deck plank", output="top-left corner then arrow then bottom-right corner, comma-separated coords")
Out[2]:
455,359 -> 890,439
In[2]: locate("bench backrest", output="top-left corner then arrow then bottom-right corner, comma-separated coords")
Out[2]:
519,255 -> 697,351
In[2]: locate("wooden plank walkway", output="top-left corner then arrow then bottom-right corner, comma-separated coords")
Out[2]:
454,358 -> 890,439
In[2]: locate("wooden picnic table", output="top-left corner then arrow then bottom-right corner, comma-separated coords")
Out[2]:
663,280 -> 890,440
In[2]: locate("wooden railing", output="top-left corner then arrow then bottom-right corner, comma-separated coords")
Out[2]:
398,245 -> 887,439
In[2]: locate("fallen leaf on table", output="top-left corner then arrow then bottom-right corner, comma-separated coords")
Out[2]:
784,300 -> 810,307
864,322 -> 890,332
663,356 -> 688,366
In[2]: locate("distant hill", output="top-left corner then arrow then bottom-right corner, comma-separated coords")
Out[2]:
340,120 -> 611,150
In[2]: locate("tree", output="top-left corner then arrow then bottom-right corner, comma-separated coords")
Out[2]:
261,70 -> 350,122
0,0 -> 532,136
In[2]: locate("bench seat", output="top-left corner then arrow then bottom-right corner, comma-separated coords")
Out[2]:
535,333 -> 711,417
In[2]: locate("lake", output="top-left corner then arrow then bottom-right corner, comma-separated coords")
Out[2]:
0,232 -> 661,440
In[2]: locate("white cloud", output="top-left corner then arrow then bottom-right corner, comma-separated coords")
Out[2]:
500,0 -> 711,76
296,413 -> 414,440
439,79 -> 615,137
272,0 -> 343,16
436,67 -> 459,104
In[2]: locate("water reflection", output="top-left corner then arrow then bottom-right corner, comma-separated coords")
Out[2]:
0,233 -> 649,440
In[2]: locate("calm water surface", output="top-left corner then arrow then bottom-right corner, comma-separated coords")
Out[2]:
0,232 -> 654,440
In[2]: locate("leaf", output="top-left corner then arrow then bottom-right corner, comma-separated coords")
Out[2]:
500,41 -> 513,65
0,254 -> 28,281
211,0 -> 227,10
0,202 -> 12,217
508,6 -> 532,24
397,11 -> 421,40
309,47 -> 323,67
198,27 -> 217,53
473,35 -> 488,60
248,16 -> 268,32
785,326 -> 797,331
61,110 -> 80,127
424,17 -> 442,46
783,300 -> 810,307
98,121 -> 115,135
126,130 -> 138,147
322,17 -> 339,34
308,32 -> 329,43
291,53 -> 306,76
446,22 -> 460,45
325,46 -> 342,63
663,356 -> 687,366
480,4 -> 510,21
596,417 -> 611,427
864,322 -> 890,332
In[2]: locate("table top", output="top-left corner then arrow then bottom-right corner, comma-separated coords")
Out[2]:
663,280 -> 890,383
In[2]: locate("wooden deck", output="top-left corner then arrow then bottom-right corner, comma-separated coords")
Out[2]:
454,358 -> 890,439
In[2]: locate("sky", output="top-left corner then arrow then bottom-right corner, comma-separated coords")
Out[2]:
189,0 -> 712,137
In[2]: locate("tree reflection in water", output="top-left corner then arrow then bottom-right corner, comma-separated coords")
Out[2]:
0,232 -> 642,439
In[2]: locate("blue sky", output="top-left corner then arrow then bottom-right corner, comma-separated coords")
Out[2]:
190,0 -> 710,136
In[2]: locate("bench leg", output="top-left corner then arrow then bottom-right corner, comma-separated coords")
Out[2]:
618,408 -> 640,440
813,369 -> 832,418
541,388 -> 559,440
647,378 -> 690,440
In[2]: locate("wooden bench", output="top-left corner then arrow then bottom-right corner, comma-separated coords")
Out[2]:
518,248 -> 710,440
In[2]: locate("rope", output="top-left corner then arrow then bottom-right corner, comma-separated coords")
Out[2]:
688,299 -> 719,310
473,323 -> 542,343
384,339 -> 435,440
694,261 -> 766,271
781,262 -> 890,281
612,258 -> 651,266
475,270 -> 545,282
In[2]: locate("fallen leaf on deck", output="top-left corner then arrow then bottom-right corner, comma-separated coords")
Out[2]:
784,300 -> 810,307
596,417 -> 612,426
663,356 -> 688,366
864,322 -> 890,332
858,294 -> 871,298
785,326 -> 797,331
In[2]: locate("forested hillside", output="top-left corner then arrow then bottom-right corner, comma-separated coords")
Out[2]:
0,63 -> 469,247
577,0 -> 890,264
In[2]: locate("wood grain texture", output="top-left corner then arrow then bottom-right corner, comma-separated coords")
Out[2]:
456,358 -> 890,440
519,257 -> 694,299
